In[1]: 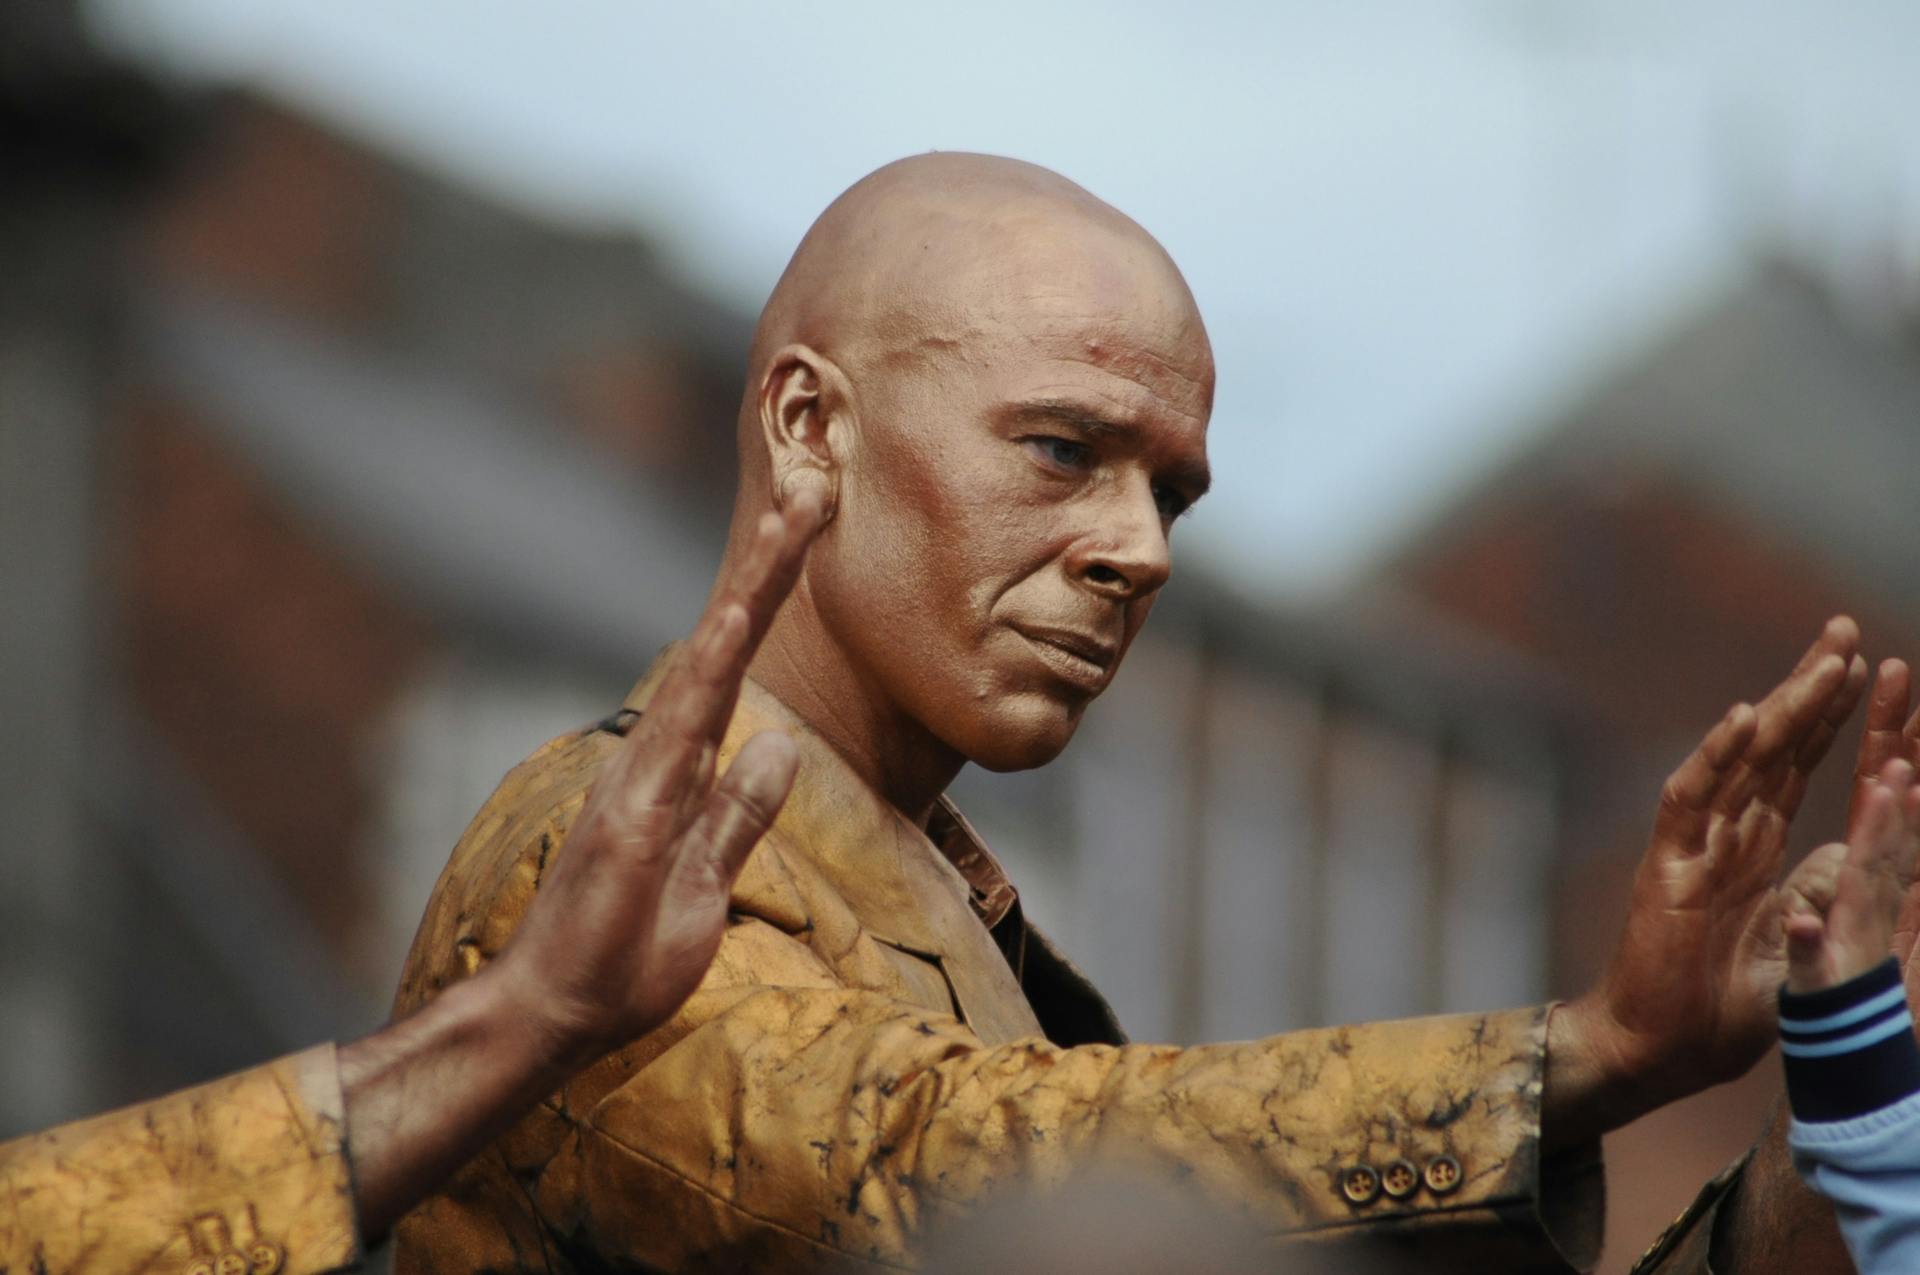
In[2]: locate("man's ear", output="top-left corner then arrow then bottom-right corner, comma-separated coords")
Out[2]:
758,344 -> 845,519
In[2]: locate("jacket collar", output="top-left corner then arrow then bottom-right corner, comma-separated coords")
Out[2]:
621,647 -> 1022,953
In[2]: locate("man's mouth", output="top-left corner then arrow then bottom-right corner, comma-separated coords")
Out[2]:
1008,623 -> 1118,692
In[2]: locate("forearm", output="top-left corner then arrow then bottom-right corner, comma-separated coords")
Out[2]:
523,980 -> 1597,1272
0,1046 -> 359,1275
339,965 -> 578,1241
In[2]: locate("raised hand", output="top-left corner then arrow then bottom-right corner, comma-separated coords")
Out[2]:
1847,661 -> 1920,986
339,489 -> 826,1241
1546,618 -> 1867,1144
1848,660 -> 1920,842
1663,659 -> 1920,1274
497,486 -> 829,1064
1785,759 -> 1920,994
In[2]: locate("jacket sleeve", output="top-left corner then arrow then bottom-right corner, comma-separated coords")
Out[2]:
0,1044 -> 361,1275
516,920 -> 1602,1273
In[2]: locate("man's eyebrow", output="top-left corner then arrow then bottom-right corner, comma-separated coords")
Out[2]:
1015,399 -> 1212,498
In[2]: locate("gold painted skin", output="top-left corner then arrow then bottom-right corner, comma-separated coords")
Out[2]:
392,655 -> 1606,1274
0,1045 -> 360,1275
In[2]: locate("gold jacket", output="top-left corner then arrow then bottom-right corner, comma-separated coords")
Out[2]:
0,1044 -> 360,1275
393,658 -> 1615,1273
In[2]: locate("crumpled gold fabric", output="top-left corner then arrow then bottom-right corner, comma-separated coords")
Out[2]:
392,652 -> 1605,1273
0,1044 -> 360,1275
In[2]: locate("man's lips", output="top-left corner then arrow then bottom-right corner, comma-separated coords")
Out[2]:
1008,623 -> 1119,691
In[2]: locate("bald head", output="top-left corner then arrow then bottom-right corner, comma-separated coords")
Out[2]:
733,152 -> 1214,803
738,153 -> 1211,489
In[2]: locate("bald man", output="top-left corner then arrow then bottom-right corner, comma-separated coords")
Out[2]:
390,154 -> 1891,1273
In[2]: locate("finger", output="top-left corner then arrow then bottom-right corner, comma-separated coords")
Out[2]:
1655,702 -> 1757,847
736,486 -> 829,645
650,496 -> 827,755
1897,782 -> 1920,967
608,493 -> 825,820
1770,765 -> 1812,825
1783,840 -> 1851,918
1793,615 -> 1861,677
680,730 -> 800,888
1713,797 -> 1787,888
1881,760 -> 1920,887
1785,909 -> 1829,993
707,485 -> 829,651
1902,780 -> 1920,884
1770,650 -> 1861,815
1730,754 -> 1794,822
1835,775 -> 1908,970
1778,654 -> 1870,818
1747,653 -> 1849,765
1850,660 -> 1915,839
611,602 -> 754,810
1713,656 -> 1848,824
1846,772 -> 1902,889
1856,660 -> 1913,777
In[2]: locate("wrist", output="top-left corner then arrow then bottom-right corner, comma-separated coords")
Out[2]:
1779,956 -> 1920,1123
482,951 -> 606,1081
336,968 -> 588,1242
1543,993 -> 1670,1148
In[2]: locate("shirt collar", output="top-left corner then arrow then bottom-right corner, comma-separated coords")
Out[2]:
621,647 -> 1020,934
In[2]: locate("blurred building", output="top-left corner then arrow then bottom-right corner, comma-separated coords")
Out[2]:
2,1 -> 748,1129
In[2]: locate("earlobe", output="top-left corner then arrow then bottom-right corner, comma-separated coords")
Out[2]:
777,467 -> 835,519
759,344 -> 842,521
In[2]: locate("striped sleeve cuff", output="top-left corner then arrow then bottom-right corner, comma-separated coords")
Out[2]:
1780,956 -> 1920,1123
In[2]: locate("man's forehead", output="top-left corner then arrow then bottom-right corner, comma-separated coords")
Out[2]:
1007,293 -> 1215,419
785,156 -> 1216,438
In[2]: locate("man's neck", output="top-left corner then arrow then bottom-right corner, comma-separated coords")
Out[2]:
747,600 -> 964,827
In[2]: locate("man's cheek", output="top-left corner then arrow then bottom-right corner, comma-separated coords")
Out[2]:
1116,597 -> 1158,659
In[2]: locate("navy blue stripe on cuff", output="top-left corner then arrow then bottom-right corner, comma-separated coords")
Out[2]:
1780,957 -> 1920,1123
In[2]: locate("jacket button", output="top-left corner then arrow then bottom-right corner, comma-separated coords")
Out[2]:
1340,1164 -> 1382,1205
215,1253 -> 248,1275
1381,1158 -> 1419,1200
247,1243 -> 284,1275
186,1263 -> 213,1275
1424,1153 -> 1463,1195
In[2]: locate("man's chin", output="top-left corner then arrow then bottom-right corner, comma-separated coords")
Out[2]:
953,692 -> 1084,772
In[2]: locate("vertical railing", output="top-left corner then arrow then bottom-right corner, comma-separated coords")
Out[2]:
1129,613 -> 1563,1043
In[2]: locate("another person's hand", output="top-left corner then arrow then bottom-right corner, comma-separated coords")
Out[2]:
340,487 -> 826,1240
1852,661 -> 1920,1005
1786,759 -> 1920,994
1700,661 -> 1920,1274
1545,619 -> 1868,1145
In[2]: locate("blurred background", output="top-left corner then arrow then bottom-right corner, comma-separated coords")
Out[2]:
5,1 -> 1919,1267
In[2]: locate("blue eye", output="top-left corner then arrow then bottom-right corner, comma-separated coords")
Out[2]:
1028,437 -> 1092,471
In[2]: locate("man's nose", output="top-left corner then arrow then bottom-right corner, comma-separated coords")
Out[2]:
1068,482 -> 1171,601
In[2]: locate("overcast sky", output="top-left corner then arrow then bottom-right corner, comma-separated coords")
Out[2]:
89,0 -> 1920,598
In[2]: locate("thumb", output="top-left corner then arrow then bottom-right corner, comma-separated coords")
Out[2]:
1782,841 -> 1849,917
1784,905 -> 1829,993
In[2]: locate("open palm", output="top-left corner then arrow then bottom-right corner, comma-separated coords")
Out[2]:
1584,619 -> 1866,1106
